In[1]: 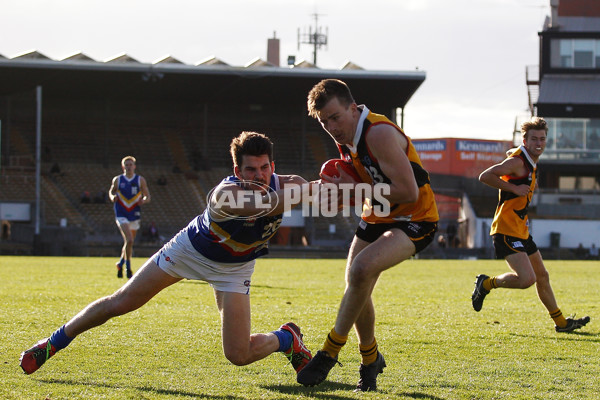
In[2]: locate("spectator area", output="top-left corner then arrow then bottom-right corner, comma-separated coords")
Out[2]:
0,110 -> 358,254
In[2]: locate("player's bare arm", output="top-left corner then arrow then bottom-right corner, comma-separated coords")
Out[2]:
366,125 -> 419,204
479,157 -> 530,196
108,176 -> 119,203
139,176 -> 151,205
210,175 -> 316,218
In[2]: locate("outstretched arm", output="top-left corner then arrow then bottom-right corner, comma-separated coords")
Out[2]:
209,175 -> 319,219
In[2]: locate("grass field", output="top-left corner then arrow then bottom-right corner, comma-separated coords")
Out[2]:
1,256 -> 598,400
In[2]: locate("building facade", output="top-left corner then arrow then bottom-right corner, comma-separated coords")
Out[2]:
525,0 -> 600,227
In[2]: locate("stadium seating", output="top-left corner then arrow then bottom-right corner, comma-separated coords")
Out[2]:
1,104 -> 357,254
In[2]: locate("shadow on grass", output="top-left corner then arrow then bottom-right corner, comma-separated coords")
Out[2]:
179,280 -> 292,291
38,377 -> 242,399
510,330 -> 600,342
394,393 -> 446,400
262,382 -> 445,400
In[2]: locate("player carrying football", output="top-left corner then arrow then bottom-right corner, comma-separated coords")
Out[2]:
297,79 -> 439,391
472,117 -> 590,332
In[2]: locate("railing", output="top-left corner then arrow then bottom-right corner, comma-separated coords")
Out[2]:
540,149 -> 600,161
536,204 -> 600,219
526,65 -> 539,115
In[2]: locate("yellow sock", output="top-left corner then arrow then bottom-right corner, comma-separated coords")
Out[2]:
359,338 -> 378,365
550,308 -> 567,328
482,277 -> 498,291
322,328 -> 347,358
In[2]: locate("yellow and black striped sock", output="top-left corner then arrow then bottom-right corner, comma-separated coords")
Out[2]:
359,338 -> 378,365
550,308 -> 567,328
482,276 -> 498,291
322,328 -> 347,359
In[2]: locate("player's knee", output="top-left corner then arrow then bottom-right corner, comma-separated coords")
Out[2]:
348,259 -> 375,285
105,298 -> 134,316
535,268 -> 550,284
518,274 -> 536,289
105,291 -> 139,316
224,349 -> 251,366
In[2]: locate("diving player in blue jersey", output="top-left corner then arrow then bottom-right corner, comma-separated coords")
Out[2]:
109,156 -> 151,278
20,132 -> 314,377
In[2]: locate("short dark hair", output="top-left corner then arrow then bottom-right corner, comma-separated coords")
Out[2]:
307,79 -> 355,118
230,131 -> 274,167
521,117 -> 548,139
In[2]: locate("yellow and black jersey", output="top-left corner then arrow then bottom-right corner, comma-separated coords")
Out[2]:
490,145 -> 537,239
338,107 -> 439,224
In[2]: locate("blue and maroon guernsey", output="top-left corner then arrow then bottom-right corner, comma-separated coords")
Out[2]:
186,174 -> 283,263
114,174 -> 142,222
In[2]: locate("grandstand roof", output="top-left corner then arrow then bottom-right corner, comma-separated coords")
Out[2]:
0,50 -> 425,110
538,75 -> 600,105
152,55 -> 184,64
60,52 -> 96,62
104,53 -> 140,63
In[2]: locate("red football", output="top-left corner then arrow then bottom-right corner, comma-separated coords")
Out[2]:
319,158 -> 361,182
319,159 -> 362,209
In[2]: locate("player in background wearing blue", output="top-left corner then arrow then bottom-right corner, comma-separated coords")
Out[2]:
20,132 -> 313,377
472,117 -> 590,332
109,156 -> 151,278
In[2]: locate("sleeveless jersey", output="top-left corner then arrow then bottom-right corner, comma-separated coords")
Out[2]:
490,145 -> 537,239
114,174 -> 142,221
338,107 -> 439,224
186,173 -> 283,263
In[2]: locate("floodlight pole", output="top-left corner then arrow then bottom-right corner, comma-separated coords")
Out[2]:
34,86 -> 42,252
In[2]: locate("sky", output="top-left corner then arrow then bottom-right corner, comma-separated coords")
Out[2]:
0,0 -> 551,142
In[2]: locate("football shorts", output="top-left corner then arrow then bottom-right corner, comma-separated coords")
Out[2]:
153,228 -> 254,295
116,217 -> 140,231
492,233 -> 538,259
356,219 -> 438,254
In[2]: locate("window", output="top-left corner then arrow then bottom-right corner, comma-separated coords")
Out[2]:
578,177 -> 599,190
559,176 -> 576,190
555,39 -> 600,69
556,120 -> 584,149
546,119 -> 557,150
546,118 -> 600,151
588,120 -> 600,149
558,176 -> 599,191
559,39 -> 573,67
574,40 -> 594,68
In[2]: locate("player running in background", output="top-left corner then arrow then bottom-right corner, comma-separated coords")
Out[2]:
109,156 -> 151,278
297,79 -> 439,391
20,132 -> 313,377
472,117 -> 590,332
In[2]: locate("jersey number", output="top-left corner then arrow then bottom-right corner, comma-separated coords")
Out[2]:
368,166 -> 384,183
262,220 -> 282,239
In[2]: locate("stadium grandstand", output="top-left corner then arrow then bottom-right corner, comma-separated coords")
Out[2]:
4,0 -> 597,260
0,41 -> 426,257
